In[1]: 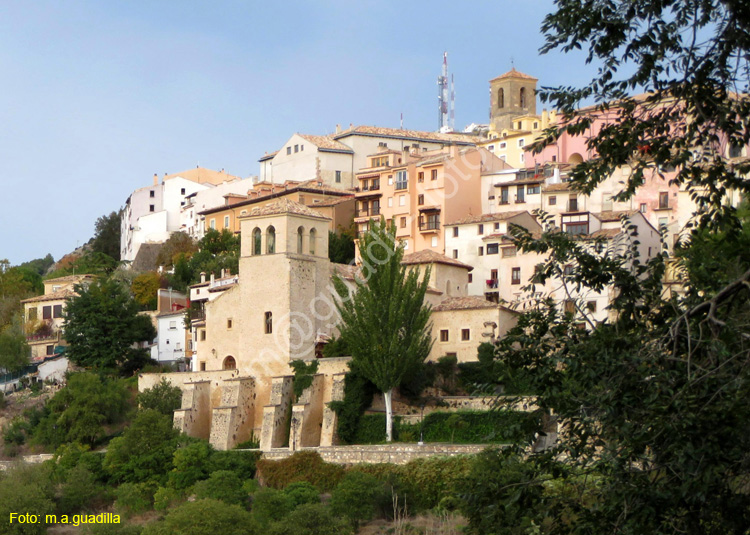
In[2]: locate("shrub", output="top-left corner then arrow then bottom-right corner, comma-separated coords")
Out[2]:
169,441 -> 213,490
330,471 -> 388,529
256,451 -> 344,492
104,409 -> 181,485
0,390 -> 5,409
268,503 -> 352,535
84,524 -> 144,535
59,464 -> 108,513
137,379 -> 182,416
114,482 -> 156,517
0,464 -> 56,535
2,418 -> 29,446
153,486 -> 184,512
208,449 -> 260,481
283,481 -> 319,507
142,499 -> 257,535
412,410 -> 539,444
250,488 -> 294,526
328,369 -> 377,445
193,470 -> 247,506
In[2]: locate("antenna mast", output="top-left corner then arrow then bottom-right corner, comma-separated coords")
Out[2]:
437,52 -> 452,132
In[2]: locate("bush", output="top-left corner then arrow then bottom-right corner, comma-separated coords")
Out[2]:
268,503 -> 352,535
104,409 -> 181,485
283,481 -> 319,507
0,390 -> 5,409
250,488 -> 293,526
59,464 -> 108,513
114,482 -> 156,516
84,524 -> 144,535
0,464 -> 56,535
3,418 -> 29,446
169,441 -> 213,490
137,379 -> 182,416
208,449 -> 260,481
330,471 -> 388,529
142,499 -> 257,535
256,451 -> 344,492
193,470 -> 247,506
153,486 -> 184,512
328,369 -> 377,445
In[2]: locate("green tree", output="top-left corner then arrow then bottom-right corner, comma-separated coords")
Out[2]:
91,210 -> 123,262
104,409 -> 181,485
193,470 -> 247,506
0,316 -> 30,372
329,471 -> 387,531
328,227 -> 356,265
138,378 -> 182,416
63,279 -> 156,372
333,219 -> 433,442
142,499 -> 257,535
0,464 -> 56,535
131,272 -> 164,310
19,254 -> 55,277
156,232 -> 197,268
268,503 -> 351,535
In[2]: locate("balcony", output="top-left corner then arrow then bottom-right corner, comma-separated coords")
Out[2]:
395,181 -> 408,191
26,330 -> 61,344
486,279 -> 499,290
418,220 -> 440,232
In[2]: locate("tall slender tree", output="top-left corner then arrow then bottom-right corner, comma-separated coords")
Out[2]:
332,220 -> 433,442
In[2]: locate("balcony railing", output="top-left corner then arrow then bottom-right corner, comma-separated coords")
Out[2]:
395,181 -> 408,191
419,221 -> 440,231
486,279 -> 499,289
26,330 -> 61,343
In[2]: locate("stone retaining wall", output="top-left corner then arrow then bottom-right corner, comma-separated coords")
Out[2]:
261,443 -> 492,465
0,453 -> 54,471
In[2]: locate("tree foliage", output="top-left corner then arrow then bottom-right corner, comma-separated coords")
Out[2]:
328,227 -> 356,265
131,271 -> 166,310
0,316 -> 30,372
63,279 -> 156,372
137,378 -> 182,416
156,232 -> 197,268
332,219 -> 433,441
169,229 -> 239,291
91,210 -> 123,262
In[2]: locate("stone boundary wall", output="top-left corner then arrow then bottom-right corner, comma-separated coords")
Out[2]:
260,443 -> 492,465
0,453 -> 54,471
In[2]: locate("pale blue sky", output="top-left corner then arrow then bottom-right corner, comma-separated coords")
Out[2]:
0,0 -> 594,265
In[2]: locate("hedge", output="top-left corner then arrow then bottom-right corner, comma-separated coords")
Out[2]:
255,451 -> 345,492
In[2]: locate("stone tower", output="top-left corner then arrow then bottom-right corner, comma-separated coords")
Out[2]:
489,68 -> 538,132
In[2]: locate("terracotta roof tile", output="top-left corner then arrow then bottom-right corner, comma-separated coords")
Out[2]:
401,250 -> 473,270
445,211 -> 529,226
43,274 -> 95,284
333,125 -> 477,145
489,68 -> 538,82
297,134 -> 353,153
544,182 -> 572,192
307,196 -> 354,208
21,289 -> 78,304
596,210 -> 637,222
587,228 -> 622,239
434,296 -> 499,312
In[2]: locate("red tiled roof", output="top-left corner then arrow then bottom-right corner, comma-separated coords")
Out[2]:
445,211 -> 529,226
401,250 -> 473,270
434,296 -> 499,312
245,199 -> 329,219
333,125 -> 477,145
490,68 -> 538,82
297,134 -> 353,153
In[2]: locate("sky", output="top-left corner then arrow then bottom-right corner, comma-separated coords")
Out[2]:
0,0 -> 596,266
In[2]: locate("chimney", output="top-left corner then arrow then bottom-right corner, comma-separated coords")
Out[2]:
210,273 -> 215,285
153,173 -> 158,186
221,268 -> 226,278
335,124 -> 341,134
163,172 -> 167,184
200,272 -> 206,284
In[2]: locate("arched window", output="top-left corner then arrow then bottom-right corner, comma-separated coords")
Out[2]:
252,228 -> 262,255
297,226 -> 304,253
520,87 -> 526,108
266,226 -> 276,254
309,228 -> 316,256
497,88 -> 504,108
223,356 -> 236,370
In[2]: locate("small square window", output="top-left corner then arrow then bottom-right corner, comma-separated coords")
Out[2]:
181,188 -> 186,195
150,190 -> 155,198
418,172 -> 425,182
227,319 -> 233,329
478,224 -> 484,235
549,196 -> 557,206
418,194 -> 424,205
431,169 -> 438,180
461,329 -> 470,341
149,205 -> 155,212
294,144 -> 299,153
586,301 -> 597,312
478,246 -> 484,256
400,217 -> 406,229
440,330 -> 449,342
453,249 -> 458,259
287,147 -> 292,155
452,227 -> 459,238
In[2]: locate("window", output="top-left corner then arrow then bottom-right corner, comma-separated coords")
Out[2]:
488,145 -> 495,152
533,122 -> 539,129
395,170 -> 408,190
150,205 -> 155,212
487,243 -> 499,255
494,222 -> 500,230
294,144 -> 299,153
730,144 -> 743,158
640,203 -> 647,213
149,190 -> 155,198
500,187 -> 510,204
402,239 -> 409,250
502,246 -> 517,257
418,194 -> 424,205
418,172 -> 425,182
200,330 -> 206,341
518,121 -> 522,129
287,147 -> 292,155
520,87 -> 527,107
169,320 -> 177,330
224,215 -> 230,228
253,227 -> 262,255
43,306 -> 52,320
431,236 -> 438,247
300,145 -> 304,151
210,219 -> 216,229
388,197 -> 393,207
568,195 -> 578,211
227,319 -> 233,329
46,345 -> 54,356
299,195 -> 306,204
587,301 -> 597,312
468,273 -> 473,283
497,88 -> 504,108
659,217 -> 669,230
200,362 -> 206,371
478,246 -> 484,256
659,192 -> 669,209
309,228 -> 316,255
440,330 -> 449,342
264,312 -> 273,334
297,226 -> 304,253
549,195 -> 557,206
461,329 -> 470,341
399,195 -> 406,207
452,227 -> 459,237
478,224 -> 484,235
181,187 -> 186,195
372,156 -> 388,167
336,170 -> 342,183
431,169 -> 438,180
28,308 -> 37,322
499,142 -> 507,149
453,249 -> 458,259
388,175 -> 393,185
511,267 -> 521,285
520,153 -> 525,164
565,222 -> 589,235
53,304 -> 63,318
400,217 -> 407,228
266,226 -> 276,254
518,138 -> 525,148
564,300 -> 576,315
223,356 -> 236,370
516,185 -> 525,203
527,185 -> 540,194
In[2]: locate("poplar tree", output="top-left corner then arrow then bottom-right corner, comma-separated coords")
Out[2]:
332,219 -> 433,442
